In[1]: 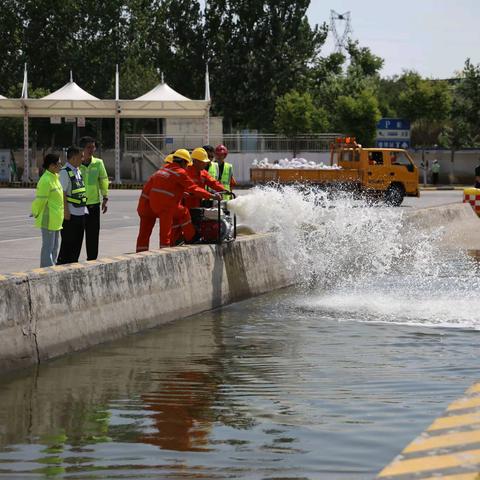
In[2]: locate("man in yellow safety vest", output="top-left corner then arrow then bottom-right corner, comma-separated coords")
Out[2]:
214,144 -> 236,199
80,136 -> 109,260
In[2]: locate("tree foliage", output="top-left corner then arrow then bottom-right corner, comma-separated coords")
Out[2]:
274,90 -> 328,137
334,90 -> 381,146
0,0 -> 478,151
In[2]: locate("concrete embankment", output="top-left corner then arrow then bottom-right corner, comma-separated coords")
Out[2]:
403,203 -> 480,250
1,203 -> 479,375
0,234 -> 293,374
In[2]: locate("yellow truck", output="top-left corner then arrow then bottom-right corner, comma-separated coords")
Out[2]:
250,138 -> 419,206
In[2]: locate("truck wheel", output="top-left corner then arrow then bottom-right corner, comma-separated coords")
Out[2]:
384,184 -> 405,206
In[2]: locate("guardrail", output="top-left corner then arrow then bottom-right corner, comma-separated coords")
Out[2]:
125,133 -> 341,154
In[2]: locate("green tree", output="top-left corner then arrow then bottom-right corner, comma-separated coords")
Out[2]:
395,71 -> 451,147
0,0 -> 23,94
206,0 -> 327,130
334,89 -> 381,146
274,90 -> 328,155
454,59 -> 480,140
346,40 -> 384,77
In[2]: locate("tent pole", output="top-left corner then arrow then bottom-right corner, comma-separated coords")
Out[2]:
114,64 -> 121,184
23,106 -> 29,182
115,109 -> 121,184
204,103 -> 210,145
204,63 -> 211,145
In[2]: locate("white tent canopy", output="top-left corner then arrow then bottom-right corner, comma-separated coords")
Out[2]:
135,82 -> 190,101
0,65 -> 211,182
0,81 -> 207,119
42,81 -> 100,101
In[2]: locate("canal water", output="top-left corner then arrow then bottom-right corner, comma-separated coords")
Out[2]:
1,188 -> 479,479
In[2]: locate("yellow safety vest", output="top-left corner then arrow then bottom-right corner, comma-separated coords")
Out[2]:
64,166 -> 87,206
80,156 -> 109,205
31,170 -> 64,230
220,162 -> 233,200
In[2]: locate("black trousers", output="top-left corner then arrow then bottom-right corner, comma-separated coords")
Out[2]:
85,203 -> 100,260
57,214 -> 85,265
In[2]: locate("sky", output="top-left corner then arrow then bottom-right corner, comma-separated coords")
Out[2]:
307,0 -> 480,78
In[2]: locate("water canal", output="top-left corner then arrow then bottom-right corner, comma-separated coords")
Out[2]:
1,189 -> 479,479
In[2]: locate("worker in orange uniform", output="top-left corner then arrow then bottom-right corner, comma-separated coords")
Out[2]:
184,147 -> 226,208
171,147 -> 227,244
214,144 -> 236,199
149,149 -> 221,247
135,154 -> 174,252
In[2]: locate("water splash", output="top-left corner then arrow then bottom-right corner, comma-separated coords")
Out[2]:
229,186 -> 480,329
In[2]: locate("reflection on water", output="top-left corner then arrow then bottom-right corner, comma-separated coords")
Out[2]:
0,285 -> 479,479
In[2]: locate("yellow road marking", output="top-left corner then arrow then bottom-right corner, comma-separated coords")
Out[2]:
378,448 -> 480,477
448,397 -> 480,412
0,274 -> 7,281
468,384 -> 480,395
11,271 -> 28,276
428,413 -> 480,431
51,266 -> 67,271
404,430 -> 480,453
421,473 -> 480,480
114,256 -> 130,260
31,268 -> 49,274
99,257 -> 115,263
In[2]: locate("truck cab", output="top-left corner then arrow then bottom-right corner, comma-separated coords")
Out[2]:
334,139 -> 419,205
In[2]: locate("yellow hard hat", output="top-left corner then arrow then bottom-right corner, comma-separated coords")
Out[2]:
173,148 -> 192,166
191,147 -> 209,162
164,154 -> 173,164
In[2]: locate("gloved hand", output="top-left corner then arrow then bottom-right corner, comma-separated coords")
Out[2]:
211,193 -> 223,201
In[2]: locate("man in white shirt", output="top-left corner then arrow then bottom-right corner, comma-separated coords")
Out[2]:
56,146 -> 88,265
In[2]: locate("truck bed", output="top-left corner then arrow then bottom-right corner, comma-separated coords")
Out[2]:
250,168 -> 362,185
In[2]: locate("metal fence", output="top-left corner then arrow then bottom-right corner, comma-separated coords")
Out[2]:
125,133 -> 341,155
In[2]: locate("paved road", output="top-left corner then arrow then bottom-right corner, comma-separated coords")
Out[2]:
0,188 -> 465,274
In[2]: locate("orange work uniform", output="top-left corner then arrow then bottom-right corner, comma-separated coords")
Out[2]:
149,163 -> 213,247
183,165 -> 225,209
136,175 -> 157,252
171,166 -> 225,244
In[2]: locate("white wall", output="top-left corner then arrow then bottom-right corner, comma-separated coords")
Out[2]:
165,117 -> 223,137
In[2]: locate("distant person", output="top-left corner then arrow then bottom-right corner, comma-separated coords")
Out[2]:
79,136 -> 109,260
214,144 -> 236,199
57,146 -> 87,265
31,153 -> 63,267
475,159 -> 480,188
431,159 -> 440,185
203,145 -> 215,162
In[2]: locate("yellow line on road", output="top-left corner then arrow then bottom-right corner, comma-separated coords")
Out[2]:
404,430 -> 480,453
378,448 -> 480,477
421,474 -> 480,480
448,397 -> 480,412
428,413 -> 480,432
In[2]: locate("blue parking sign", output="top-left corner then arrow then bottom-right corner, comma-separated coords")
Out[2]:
377,118 -> 410,130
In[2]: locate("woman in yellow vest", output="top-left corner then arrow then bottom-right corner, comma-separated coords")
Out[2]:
31,153 -> 64,267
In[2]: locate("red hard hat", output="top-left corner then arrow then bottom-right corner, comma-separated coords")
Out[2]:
215,144 -> 228,156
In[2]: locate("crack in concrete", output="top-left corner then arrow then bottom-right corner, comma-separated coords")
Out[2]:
24,277 -> 40,365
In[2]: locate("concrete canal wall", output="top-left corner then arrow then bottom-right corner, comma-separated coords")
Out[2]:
0,234 -> 294,374
1,203 -> 479,375
404,202 -> 480,250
